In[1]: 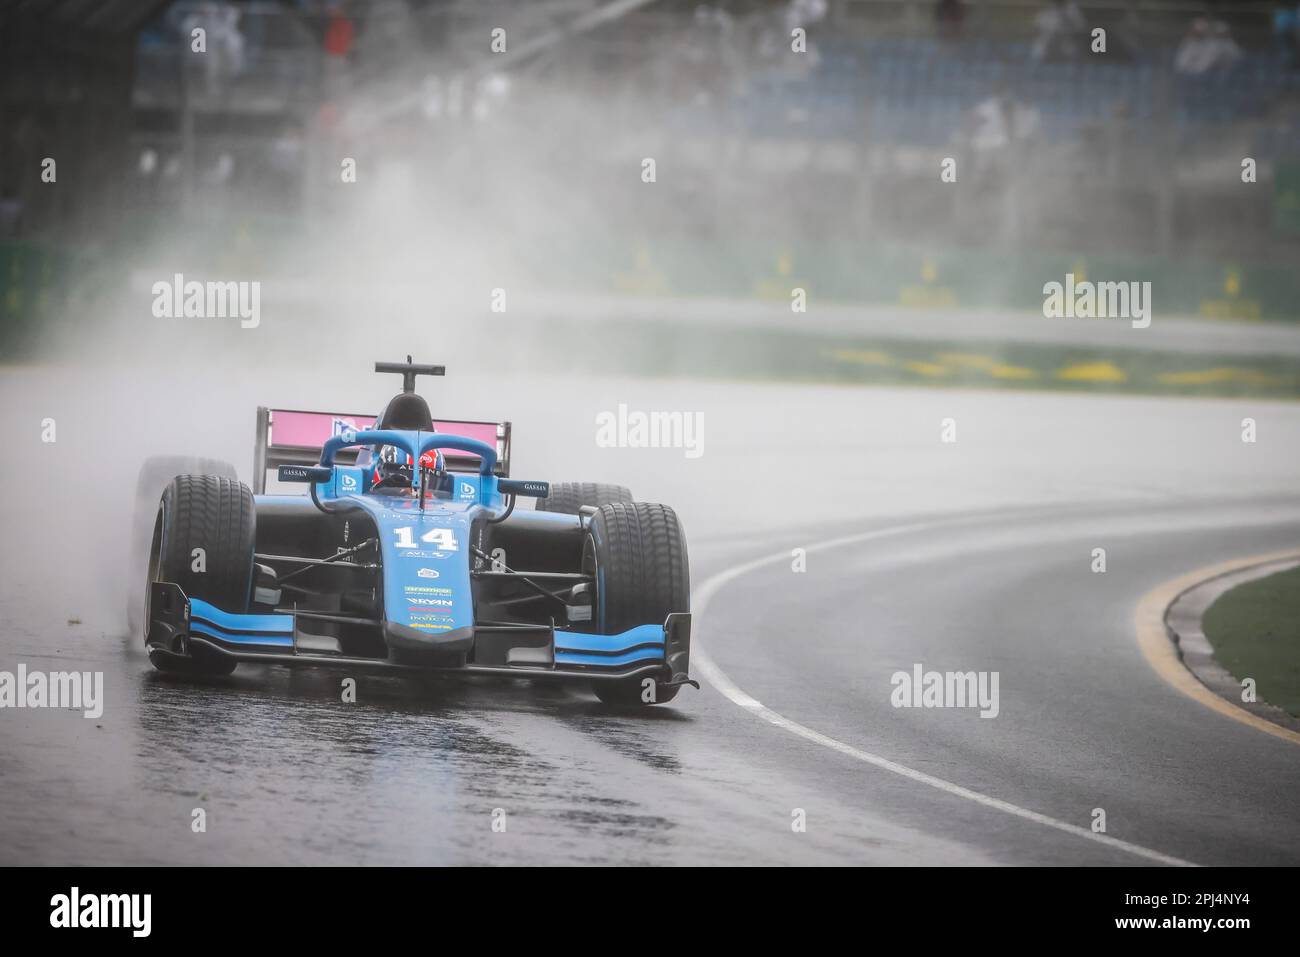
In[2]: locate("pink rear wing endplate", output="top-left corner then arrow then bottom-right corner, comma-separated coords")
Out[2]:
252,407 -> 511,493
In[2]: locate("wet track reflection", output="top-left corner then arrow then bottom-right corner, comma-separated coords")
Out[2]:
128,664 -> 691,864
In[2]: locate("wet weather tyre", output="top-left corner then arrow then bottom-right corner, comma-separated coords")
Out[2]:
535,482 -> 634,514
586,502 -> 689,707
146,475 -> 255,676
127,456 -> 238,637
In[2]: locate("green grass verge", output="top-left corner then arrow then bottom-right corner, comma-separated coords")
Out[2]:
1202,565 -> 1300,717
518,317 -> 1300,400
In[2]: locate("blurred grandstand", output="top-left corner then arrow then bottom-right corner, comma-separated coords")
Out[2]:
3,0 -> 1300,351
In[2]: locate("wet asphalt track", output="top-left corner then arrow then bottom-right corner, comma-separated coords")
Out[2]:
2,368 -> 1299,865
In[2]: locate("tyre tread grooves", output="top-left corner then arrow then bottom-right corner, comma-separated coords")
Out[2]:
159,474 -> 256,612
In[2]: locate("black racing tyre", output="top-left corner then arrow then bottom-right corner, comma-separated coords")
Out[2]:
127,456 -> 238,638
586,502 -> 690,707
145,475 -> 255,676
535,482 -> 634,514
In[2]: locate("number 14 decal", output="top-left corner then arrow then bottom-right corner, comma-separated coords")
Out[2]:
393,526 -> 458,551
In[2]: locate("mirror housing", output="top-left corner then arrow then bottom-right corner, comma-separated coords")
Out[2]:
278,464 -> 333,484
498,479 -> 549,499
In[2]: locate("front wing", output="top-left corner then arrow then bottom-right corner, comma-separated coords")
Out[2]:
146,582 -> 694,686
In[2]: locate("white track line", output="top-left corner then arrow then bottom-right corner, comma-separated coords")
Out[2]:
691,517 -> 1197,867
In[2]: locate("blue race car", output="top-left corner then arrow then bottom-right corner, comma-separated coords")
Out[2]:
133,358 -> 694,706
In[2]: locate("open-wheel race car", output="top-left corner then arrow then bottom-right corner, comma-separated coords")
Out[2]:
129,358 -> 694,706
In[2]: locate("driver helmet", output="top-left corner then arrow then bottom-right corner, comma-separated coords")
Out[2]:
372,446 -> 445,490
373,445 -> 414,487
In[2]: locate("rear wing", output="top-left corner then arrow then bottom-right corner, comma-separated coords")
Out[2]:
252,407 -> 511,493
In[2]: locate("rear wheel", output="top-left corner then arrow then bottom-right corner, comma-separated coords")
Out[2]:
585,502 -> 690,707
535,482 -> 633,515
146,474 -> 255,676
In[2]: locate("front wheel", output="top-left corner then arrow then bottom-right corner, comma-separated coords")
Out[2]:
145,474 -> 255,677
585,502 -> 689,707
127,456 -> 238,638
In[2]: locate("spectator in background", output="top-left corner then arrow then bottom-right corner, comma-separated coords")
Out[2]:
171,1 -> 245,94
0,190 -> 22,239
322,2 -> 355,100
1092,8 -> 1143,63
757,0 -> 825,63
1032,0 -> 1087,62
472,73 -> 512,123
1275,3 -> 1300,68
354,0 -> 418,67
785,0 -> 826,76
784,0 -> 828,33
1175,16 -> 1242,75
324,3 -> 355,61
935,0 -> 966,43
961,83 -> 1041,159
683,5 -> 740,102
